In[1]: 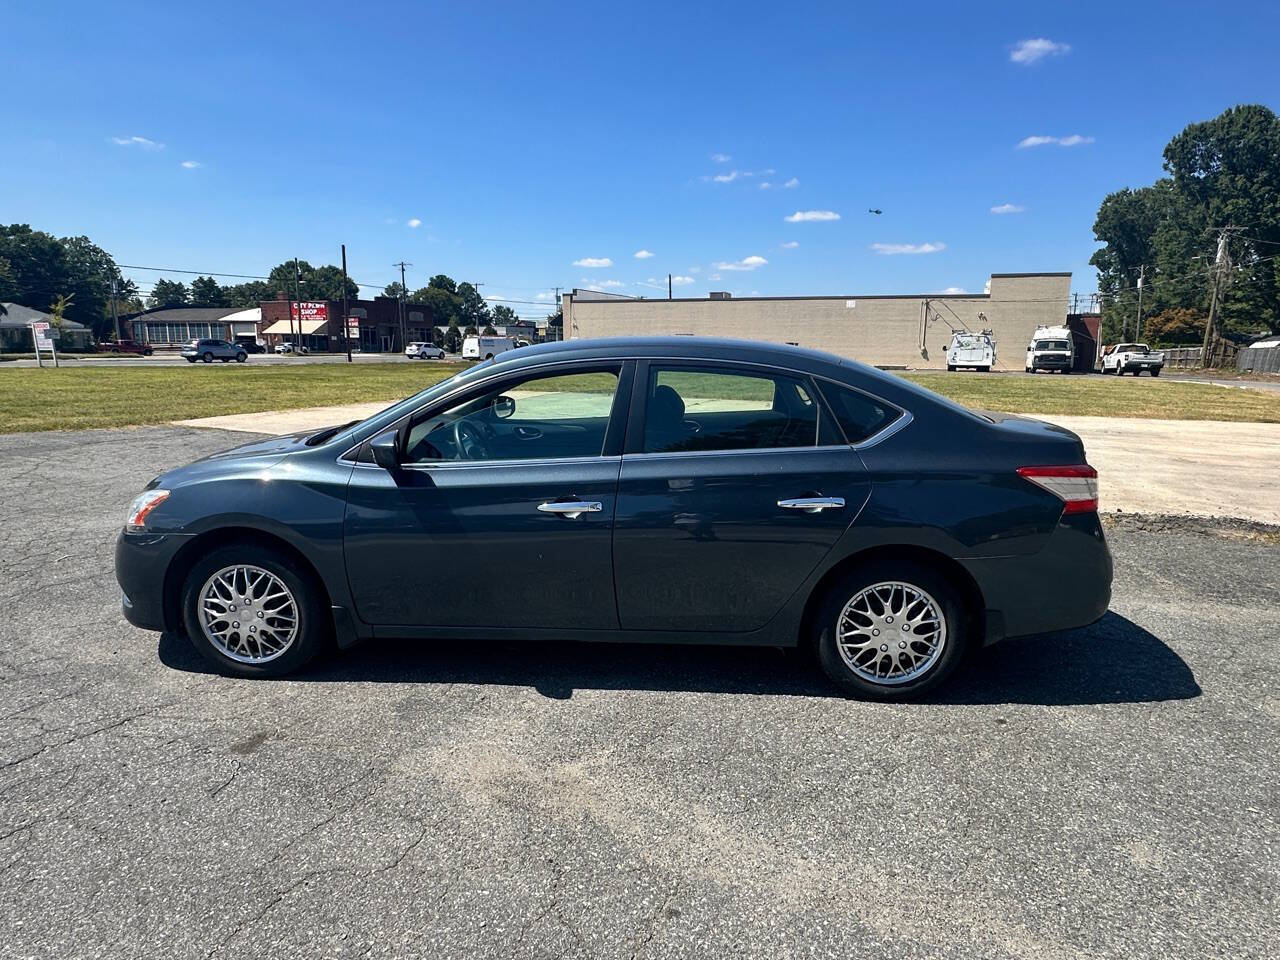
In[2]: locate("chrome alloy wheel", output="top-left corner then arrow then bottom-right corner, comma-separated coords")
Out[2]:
198,565 -> 299,664
836,581 -> 947,686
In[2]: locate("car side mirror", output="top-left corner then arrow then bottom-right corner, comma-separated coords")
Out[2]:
370,430 -> 401,470
492,395 -> 515,419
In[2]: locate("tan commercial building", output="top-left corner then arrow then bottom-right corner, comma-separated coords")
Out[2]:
563,272 -> 1071,369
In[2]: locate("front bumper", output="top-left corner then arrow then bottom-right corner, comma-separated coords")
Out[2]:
960,513 -> 1112,641
1032,355 -> 1072,369
115,531 -> 192,633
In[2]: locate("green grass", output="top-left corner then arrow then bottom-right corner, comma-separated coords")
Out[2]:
903,371 -> 1280,423
3,363 -> 1280,433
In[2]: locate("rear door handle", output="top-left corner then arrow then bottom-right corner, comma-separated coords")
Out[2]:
777,497 -> 845,513
537,500 -> 603,519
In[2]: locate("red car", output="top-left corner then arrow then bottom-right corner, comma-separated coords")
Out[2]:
99,340 -> 154,356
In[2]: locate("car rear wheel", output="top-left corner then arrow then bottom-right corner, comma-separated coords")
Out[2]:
235,353 -> 247,363
202,352 -> 213,363
1150,368 -> 1160,377
813,561 -> 970,700
181,544 -> 328,678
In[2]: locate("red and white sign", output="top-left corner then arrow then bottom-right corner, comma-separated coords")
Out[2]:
291,301 -> 328,323
31,321 -> 50,332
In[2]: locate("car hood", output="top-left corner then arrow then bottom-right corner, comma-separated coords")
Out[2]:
149,429 -> 335,489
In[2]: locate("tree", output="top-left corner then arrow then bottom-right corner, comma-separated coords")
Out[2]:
224,280 -> 275,307
0,225 -> 126,338
266,260 -> 358,302
482,325 -> 498,336
427,274 -> 458,295
443,322 -> 462,353
149,278 -> 189,307
491,304 -> 517,328
189,275 -> 227,306
412,284 -> 460,327
457,281 -> 489,330
1143,308 -> 1206,345
383,281 -> 406,300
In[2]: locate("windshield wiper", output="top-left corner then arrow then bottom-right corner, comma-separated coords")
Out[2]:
304,420 -> 361,446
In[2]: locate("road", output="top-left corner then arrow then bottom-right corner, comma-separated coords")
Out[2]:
0,352 -> 462,368
1,427 -> 1277,959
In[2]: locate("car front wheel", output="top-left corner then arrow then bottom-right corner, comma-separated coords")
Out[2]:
181,544 -> 328,678
813,561 -> 970,700
235,353 -> 247,363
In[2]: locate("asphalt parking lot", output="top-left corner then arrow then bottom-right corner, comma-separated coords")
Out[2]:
2,427 -> 1277,959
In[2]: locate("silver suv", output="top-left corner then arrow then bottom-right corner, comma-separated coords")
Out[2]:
182,338 -> 248,363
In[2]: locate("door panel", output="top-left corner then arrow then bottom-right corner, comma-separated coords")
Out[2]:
613,448 -> 869,632
344,458 -> 621,628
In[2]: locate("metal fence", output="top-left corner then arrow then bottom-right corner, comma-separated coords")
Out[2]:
1239,345 -> 1280,374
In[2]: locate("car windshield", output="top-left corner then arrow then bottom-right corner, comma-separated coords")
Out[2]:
1036,339 -> 1070,350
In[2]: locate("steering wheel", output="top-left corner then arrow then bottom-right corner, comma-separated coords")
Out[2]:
451,419 -> 490,460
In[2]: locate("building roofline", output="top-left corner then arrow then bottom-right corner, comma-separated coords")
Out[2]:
989,272 -> 1072,278
566,292 -> 992,304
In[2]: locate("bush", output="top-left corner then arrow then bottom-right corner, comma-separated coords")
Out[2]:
1144,308 -> 1205,346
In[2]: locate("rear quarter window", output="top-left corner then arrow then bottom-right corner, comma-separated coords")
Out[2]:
818,382 -> 903,444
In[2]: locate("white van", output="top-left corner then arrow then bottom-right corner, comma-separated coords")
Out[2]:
1025,325 -> 1075,373
945,330 -> 996,371
462,335 -> 517,360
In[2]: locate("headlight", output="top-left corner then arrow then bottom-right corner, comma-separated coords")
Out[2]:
125,489 -> 170,532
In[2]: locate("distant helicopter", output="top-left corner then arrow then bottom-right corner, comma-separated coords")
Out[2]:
867,208 -> 883,215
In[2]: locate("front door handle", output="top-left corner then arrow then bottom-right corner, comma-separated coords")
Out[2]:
537,500 -> 603,519
777,496 -> 845,513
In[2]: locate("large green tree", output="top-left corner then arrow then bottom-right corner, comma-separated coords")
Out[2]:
1091,104 -> 1280,338
149,278 -> 189,307
266,260 -> 358,302
456,281 -> 489,329
189,275 -> 228,306
0,225 -> 127,337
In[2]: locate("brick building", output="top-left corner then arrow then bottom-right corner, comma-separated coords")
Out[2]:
258,296 -> 435,353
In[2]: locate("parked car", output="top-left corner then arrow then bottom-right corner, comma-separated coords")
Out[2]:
1102,343 -> 1164,376
405,341 -> 446,360
235,339 -> 267,354
274,342 -> 309,355
945,330 -> 997,371
1025,325 -> 1074,373
181,338 -> 248,363
98,339 -> 153,356
462,335 -> 517,360
116,337 -> 1111,698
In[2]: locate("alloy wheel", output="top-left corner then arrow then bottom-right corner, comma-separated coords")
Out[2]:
836,581 -> 946,685
198,564 -> 299,664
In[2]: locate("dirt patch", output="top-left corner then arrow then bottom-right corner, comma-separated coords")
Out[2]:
1102,512 -> 1280,544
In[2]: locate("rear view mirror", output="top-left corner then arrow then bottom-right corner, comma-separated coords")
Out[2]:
370,430 -> 401,470
492,395 -> 516,419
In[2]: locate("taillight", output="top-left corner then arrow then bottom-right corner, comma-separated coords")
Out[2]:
1017,465 -> 1098,515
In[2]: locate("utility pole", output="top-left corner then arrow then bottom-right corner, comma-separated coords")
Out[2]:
668,274 -> 673,300
1135,265 -> 1145,342
1201,229 -> 1233,367
110,276 -> 121,342
292,257 -> 303,349
392,261 -> 412,351
341,244 -> 352,363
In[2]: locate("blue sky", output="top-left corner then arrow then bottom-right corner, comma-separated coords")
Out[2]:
4,1 -> 1278,317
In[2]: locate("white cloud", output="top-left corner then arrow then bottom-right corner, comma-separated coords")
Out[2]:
759,181 -> 772,189
785,210 -> 840,222
582,278 -> 625,289
689,265 -> 702,274
783,177 -> 799,188
1010,38 -> 1071,65
780,241 -> 799,249
633,249 -> 654,259
714,255 -> 768,272
990,203 -> 1026,214
180,160 -> 200,169
573,256 -> 613,268
111,135 -> 162,150
407,218 -> 422,228
870,242 -> 946,255
711,153 -> 731,163
1017,134 -> 1094,149
671,275 -> 695,286
939,286 -> 968,294
708,273 -> 722,281
712,170 -> 741,183
535,291 -> 555,301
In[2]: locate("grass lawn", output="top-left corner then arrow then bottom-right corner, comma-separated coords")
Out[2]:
3,363 -> 1280,433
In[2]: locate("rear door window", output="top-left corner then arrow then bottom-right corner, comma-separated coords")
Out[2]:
816,383 -> 903,444
640,365 -> 836,453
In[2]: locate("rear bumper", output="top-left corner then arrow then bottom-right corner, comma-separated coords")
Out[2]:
960,513 -> 1112,641
1122,361 -> 1163,371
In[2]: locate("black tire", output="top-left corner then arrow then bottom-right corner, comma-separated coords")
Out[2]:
235,353 -> 247,363
946,364 -> 956,372
145,348 -> 153,356
1150,367 -> 1160,377
812,560 -> 971,700
202,352 -> 213,363
485,353 -> 494,360
181,543 -> 329,678
186,358 -> 196,363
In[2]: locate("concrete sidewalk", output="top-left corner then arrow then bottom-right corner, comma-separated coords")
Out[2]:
173,406 -> 1280,525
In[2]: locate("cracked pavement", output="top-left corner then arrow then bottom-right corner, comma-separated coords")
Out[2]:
1,426 -> 1278,959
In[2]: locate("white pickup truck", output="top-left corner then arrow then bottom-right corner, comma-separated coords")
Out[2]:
945,330 -> 996,371
1102,342 -> 1164,376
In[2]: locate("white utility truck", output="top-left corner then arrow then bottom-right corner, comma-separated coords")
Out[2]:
1025,325 -> 1075,374
1102,342 -> 1164,376
945,330 -> 997,371
462,335 -> 517,360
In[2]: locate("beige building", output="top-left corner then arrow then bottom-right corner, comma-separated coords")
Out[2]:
562,272 -> 1071,369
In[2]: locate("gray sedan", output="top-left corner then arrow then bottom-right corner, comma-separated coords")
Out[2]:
181,338 -> 248,363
